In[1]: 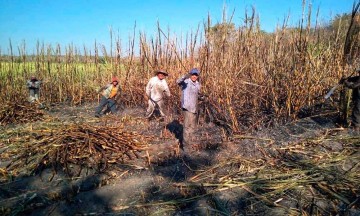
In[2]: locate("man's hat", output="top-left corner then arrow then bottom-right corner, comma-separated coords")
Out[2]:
189,68 -> 200,76
155,70 -> 168,76
112,76 -> 119,83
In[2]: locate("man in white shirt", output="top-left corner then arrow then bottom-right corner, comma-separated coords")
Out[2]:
145,70 -> 171,119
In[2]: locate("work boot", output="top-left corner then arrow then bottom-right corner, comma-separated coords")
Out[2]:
349,127 -> 360,136
354,127 -> 360,136
179,149 -> 187,158
182,144 -> 195,154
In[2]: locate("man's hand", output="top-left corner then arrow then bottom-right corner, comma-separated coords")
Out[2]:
97,86 -> 105,94
114,94 -> 121,102
144,94 -> 149,101
198,93 -> 208,101
339,77 -> 346,84
184,73 -> 191,79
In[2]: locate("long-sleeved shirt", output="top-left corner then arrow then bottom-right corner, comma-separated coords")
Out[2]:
145,76 -> 170,102
26,80 -> 41,89
344,75 -> 360,103
101,84 -> 121,99
177,75 -> 201,113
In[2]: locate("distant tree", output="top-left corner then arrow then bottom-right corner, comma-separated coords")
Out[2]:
330,13 -> 359,33
206,23 -> 236,44
204,22 -> 237,57
329,12 -> 360,60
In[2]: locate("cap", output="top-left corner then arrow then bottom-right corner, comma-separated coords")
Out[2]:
189,68 -> 200,76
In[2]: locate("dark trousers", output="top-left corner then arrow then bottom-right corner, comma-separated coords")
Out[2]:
352,100 -> 360,127
28,88 -> 40,102
95,96 -> 117,115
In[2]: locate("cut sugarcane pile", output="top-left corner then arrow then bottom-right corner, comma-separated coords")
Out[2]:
0,102 -> 44,126
2,123 -> 149,178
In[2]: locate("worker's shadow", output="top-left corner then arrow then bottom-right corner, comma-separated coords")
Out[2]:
166,120 -> 183,144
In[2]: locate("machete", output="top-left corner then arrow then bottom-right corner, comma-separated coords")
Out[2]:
324,84 -> 340,99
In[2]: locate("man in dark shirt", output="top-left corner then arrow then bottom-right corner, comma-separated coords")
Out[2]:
26,75 -> 42,103
340,69 -> 360,132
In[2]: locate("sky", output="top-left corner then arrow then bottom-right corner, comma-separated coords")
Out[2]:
0,0 -> 356,55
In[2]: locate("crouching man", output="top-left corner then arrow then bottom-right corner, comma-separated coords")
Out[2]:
95,76 -> 121,117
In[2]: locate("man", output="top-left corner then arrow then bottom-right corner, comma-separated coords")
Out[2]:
95,76 -> 121,117
177,68 -> 201,152
340,68 -> 360,132
26,75 -> 42,103
145,70 -> 171,119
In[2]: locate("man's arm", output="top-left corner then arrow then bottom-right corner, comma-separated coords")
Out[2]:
145,79 -> 152,97
26,80 -> 32,88
176,74 -> 190,85
97,84 -> 108,94
344,77 -> 360,89
114,86 -> 122,100
34,81 -> 42,88
163,81 -> 171,97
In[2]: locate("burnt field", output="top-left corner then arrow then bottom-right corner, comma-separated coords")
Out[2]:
0,102 -> 359,216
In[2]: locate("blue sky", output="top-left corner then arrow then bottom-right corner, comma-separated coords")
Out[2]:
0,0 -> 356,55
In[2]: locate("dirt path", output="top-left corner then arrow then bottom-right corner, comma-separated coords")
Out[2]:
0,103 -> 359,215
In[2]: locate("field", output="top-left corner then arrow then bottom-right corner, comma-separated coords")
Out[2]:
0,4 -> 360,216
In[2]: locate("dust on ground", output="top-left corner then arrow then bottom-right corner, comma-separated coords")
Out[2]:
0,103 -> 359,216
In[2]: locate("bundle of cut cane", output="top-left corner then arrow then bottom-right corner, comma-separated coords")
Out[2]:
5,123 -> 149,178
0,102 -> 44,126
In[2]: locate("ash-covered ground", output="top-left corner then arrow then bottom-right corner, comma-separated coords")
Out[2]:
0,103 -> 359,216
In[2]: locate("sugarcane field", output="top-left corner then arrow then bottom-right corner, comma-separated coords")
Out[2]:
0,1 -> 360,216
